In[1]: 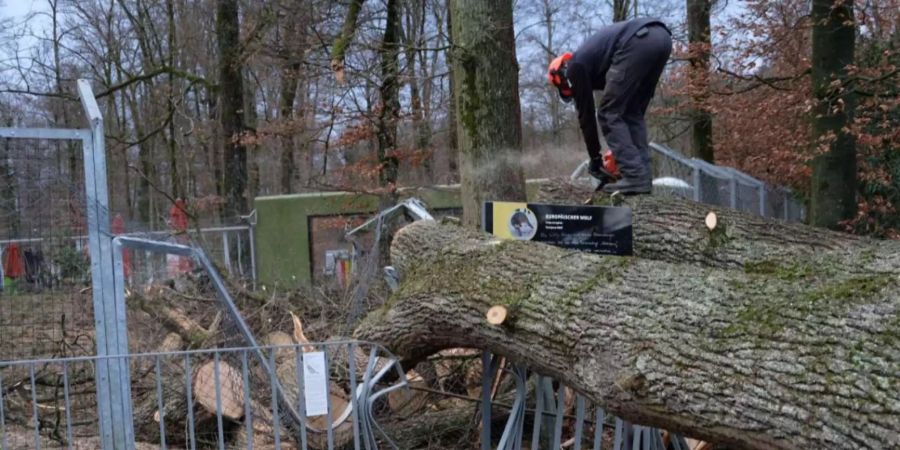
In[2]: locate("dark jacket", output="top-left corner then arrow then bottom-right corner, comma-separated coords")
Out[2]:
567,18 -> 669,160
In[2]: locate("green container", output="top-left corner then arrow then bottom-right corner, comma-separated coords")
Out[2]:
3,276 -> 17,295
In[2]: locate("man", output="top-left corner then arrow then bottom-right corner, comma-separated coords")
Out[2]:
548,18 -> 672,194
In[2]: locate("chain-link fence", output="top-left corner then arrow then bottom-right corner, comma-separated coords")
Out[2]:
650,143 -> 805,222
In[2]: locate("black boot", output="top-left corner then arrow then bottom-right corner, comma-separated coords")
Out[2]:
602,176 -> 652,195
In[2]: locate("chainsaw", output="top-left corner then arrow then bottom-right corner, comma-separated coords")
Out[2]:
570,150 -> 621,191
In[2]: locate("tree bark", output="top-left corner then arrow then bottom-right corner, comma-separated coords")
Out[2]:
278,7 -> 302,195
449,0 -> 527,228
377,0 -> 402,187
809,0 -> 856,229
444,0 -> 459,182
330,0 -> 367,80
355,219 -> 900,450
217,0 -> 249,218
687,0 -> 714,163
534,180 -> 900,273
167,0 -> 182,199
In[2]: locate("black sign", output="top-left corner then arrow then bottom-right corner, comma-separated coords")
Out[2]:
482,201 -> 632,256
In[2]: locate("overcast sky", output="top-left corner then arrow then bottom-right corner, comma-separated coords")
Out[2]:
1,0 -> 39,20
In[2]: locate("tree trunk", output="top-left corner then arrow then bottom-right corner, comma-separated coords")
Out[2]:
217,0 -> 248,218
167,0 -> 182,199
330,0 -> 366,79
279,60 -> 301,194
449,0 -> 527,228
377,0 -> 402,187
404,0 -> 432,180
542,0 -> 562,145
612,0 -> 633,22
444,0 -> 459,182
534,180 -> 900,273
356,219 -> 900,450
687,0 -> 714,163
809,0 -> 856,229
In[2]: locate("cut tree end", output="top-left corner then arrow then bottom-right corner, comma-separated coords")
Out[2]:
290,311 -> 316,353
705,212 -> 718,231
486,305 -> 508,325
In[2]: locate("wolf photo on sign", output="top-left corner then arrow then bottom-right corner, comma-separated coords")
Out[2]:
508,208 -> 538,240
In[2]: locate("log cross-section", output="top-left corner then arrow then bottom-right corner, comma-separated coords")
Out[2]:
355,220 -> 900,450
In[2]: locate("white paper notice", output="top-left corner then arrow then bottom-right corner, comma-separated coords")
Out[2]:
303,352 -> 329,416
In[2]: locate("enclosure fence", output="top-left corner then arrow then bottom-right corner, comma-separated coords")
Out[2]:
649,142 -> 806,222
572,142 -> 806,223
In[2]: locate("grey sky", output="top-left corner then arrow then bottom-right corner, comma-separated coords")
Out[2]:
0,0 -> 40,20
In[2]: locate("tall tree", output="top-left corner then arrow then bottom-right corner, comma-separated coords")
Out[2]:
166,0 -> 182,199
403,0 -> 432,179
449,0 -> 526,228
377,0 -> 401,187
687,0 -> 714,162
445,0 -> 459,181
809,0 -> 856,229
331,0 -> 402,187
277,0 -> 304,194
217,0 -> 249,218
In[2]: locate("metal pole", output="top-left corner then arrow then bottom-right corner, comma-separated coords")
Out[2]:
79,78 -> 134,450
759,185 -> 767,217
248,221 -> 257,290
0,244 -> 4,294
729,177 -> 738,209
691,166 -> 701,202
784,192 -> 790,220
222,232 -> 232,276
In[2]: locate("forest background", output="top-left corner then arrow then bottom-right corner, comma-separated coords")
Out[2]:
0,0 -> 896,236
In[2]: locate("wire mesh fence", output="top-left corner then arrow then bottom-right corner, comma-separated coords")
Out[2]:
649,143 -> 806,222
0,138 -> 255,362
0,137 -> 95,361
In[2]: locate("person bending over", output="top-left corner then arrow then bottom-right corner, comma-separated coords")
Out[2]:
548,18 -> 672,195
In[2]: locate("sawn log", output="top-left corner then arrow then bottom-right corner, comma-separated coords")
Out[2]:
355,220 -> 900,450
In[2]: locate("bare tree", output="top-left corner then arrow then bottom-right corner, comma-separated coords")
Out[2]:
217,0 -> 248,218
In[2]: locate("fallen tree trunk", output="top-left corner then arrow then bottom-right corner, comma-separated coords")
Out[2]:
355,221 -> 900,450
535,179 -> 900,273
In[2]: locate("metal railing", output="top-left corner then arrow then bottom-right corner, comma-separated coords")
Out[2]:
571,142 -> 806,223
477,352 -> 692,450
0,341 -> 409,449
650,143 -> 805,222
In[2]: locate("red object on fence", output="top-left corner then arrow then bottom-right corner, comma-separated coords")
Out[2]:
170,199 -> 189,234
112,214 -> 131,278
3,243 -> 25,278
167,199 -> 192,276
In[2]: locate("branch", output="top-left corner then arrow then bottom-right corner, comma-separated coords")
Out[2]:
0,88 -> 76,101
713,67 -> 810,94
94,66 -> 213,98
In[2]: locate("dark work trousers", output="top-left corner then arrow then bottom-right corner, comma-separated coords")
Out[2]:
597,25 -> 672,179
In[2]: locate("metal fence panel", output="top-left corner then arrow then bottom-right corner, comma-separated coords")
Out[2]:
477,351 -> 692,450
647,143 -> 805,223
0,341 -> 408,449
